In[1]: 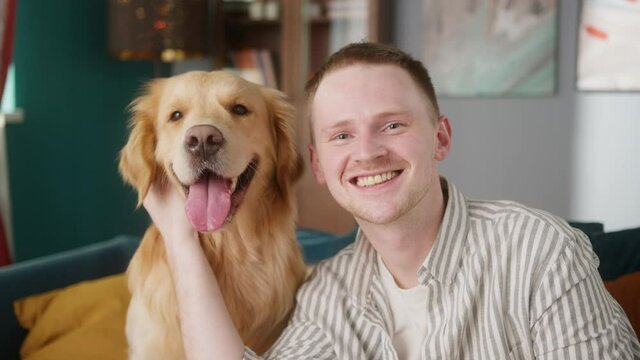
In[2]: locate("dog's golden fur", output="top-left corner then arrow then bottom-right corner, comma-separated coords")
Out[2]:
119,71 -> 306,359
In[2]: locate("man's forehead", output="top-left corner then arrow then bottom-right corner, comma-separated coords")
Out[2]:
309,95 -> 437,136
314,70 -> 423,108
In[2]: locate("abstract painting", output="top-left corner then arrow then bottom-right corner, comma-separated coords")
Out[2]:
423,0 -> 558,97
577,0 -> 640,91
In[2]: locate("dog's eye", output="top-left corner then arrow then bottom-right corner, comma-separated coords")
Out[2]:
231,104 -> 249,116
170,111 -> 183,122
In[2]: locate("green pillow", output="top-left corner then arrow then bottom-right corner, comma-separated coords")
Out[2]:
591,227 -> 640,281
296,228 -> 357,264
569,221 -> 604,239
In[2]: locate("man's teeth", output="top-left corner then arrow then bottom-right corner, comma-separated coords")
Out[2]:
356,171 -> 397,187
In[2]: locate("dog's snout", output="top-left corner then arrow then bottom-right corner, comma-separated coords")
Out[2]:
185,125 -> 224,158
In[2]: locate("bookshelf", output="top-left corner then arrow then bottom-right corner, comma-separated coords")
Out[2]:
214,0 -> 389,97
213,0 -> 391,234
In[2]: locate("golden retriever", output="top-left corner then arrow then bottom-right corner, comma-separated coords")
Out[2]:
118,71 -> 307,359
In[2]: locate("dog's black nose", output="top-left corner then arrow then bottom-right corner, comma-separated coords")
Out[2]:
184,125 -> 224,158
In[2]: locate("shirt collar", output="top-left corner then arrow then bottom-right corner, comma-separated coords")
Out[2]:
346,228 -> 378,306
346,178 -> 470,306
346,232 -> 394,332
417,178 -> 470,287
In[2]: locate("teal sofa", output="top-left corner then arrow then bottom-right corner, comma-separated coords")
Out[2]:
568,222 -> 640,281
0,224 -> 638,359
0,229 -> 356,359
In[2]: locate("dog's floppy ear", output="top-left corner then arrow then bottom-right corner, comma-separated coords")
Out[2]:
119,80 -> 163,206
262,87 -> 304,200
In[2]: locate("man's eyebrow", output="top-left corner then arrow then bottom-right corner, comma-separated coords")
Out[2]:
375,110 -> 411,119
318,111 -> 412,133
320,120 -> 352,133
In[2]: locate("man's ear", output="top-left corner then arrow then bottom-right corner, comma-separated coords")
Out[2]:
308,143 -> 326,185
434,115 -> 452,161
118,80 -> 163,206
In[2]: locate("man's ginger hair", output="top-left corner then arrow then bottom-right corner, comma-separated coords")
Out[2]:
305,42 -> 441,131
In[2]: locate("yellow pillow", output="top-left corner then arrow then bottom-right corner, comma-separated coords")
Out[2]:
13,273 -> 130,360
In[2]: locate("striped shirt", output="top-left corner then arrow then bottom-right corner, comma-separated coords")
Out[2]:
245,180 -> 640,359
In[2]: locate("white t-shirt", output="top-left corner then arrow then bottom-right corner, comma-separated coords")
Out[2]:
377,255 -> 429,360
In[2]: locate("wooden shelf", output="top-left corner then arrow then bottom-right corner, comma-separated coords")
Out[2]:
226,18 -> 281,28
211,0 -> 390,234
310,17 -> 330,25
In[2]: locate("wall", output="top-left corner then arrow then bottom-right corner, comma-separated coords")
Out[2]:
395,0 -> 640,231
6,1 -> 637,262
7,0 -> 153,260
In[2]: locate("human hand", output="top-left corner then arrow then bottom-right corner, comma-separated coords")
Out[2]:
143,181 -> 198,246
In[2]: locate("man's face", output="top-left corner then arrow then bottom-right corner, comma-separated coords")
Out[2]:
308,64 -> 451,225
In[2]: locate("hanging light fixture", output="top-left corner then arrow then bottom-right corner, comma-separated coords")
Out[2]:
107,0 -> 207,62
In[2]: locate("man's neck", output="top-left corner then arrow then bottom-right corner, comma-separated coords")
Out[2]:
358,178 -> 447,289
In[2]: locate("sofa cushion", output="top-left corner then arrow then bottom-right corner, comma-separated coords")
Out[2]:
605,271 -> 640,339
591,227 -> 640,281
297,228 -> 357,263
568,221 -> 604,240
13,273 -> 129,360
0,235 -> 139,360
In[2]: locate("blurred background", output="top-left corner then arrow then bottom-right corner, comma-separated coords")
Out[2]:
0,0 -> 638,263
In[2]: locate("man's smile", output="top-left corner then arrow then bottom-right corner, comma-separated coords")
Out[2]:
350,170 -> 403,188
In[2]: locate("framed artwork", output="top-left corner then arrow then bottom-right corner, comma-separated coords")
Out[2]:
577,0 -> 640,91
422,0 -> 558,97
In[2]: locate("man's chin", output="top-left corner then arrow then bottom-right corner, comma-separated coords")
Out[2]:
349,205 -> 405,226
329,186 -> 415,224
343,192 -> 427,226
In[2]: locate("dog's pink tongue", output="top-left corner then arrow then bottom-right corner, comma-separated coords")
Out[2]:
185,175 -> 231,232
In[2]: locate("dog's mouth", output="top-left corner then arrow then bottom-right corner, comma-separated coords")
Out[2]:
178,158 -> 258,233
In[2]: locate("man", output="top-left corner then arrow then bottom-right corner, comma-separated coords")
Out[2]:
144,42 -> 640,359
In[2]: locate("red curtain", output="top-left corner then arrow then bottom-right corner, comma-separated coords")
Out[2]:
0,0 -> 14,100
0,0 -> 16,266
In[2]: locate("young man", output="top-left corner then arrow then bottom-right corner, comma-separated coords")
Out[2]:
144,43 -> 640,359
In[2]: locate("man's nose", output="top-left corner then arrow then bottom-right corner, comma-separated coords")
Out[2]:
353,132 -> 387,161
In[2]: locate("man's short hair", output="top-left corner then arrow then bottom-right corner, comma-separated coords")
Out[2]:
305,42 -> 441,119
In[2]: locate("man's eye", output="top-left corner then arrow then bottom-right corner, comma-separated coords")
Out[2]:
170,111 -> 183,122
385,122 -> 402,130
231,104 -> 249,115
333,133 -> 350,141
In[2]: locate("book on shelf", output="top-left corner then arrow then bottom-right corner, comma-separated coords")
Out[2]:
257,49 -> 278,88
326,0 -> 368,19
226,48 -> 278,88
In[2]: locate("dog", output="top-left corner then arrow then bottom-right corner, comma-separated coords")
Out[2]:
118,71 -> 307,359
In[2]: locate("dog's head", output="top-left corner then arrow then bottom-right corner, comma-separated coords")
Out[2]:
119,71 -> 302,232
